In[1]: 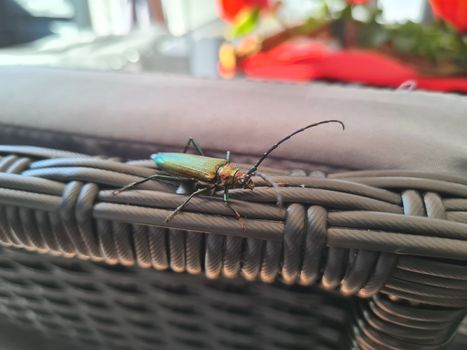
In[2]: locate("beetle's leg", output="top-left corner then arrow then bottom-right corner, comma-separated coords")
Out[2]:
210,184 -> 221,196
223,186 -> 245,230
165,186 -> 211,222
256,172 -> 284,208
113,174 -> 196,194
183,138 -> 204,156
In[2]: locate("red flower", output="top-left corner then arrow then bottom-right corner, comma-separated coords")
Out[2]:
346,0 -> 369,4
430,0 -> 467,32
218,0 -> 270,22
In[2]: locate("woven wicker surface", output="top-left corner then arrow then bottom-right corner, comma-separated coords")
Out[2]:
1,145 -> 467,349
0,247 -> 352,350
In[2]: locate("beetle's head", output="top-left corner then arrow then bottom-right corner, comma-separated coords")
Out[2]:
236,171 -> 254,190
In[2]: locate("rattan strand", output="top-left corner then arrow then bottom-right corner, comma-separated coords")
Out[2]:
1,146 -> 467,350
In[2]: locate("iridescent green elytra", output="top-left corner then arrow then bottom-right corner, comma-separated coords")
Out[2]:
152,153 -> 228,183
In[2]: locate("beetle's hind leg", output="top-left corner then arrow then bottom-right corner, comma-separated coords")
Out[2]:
113,174 -> 196,194
113,174 -> 163,194
183,138 -> 204,156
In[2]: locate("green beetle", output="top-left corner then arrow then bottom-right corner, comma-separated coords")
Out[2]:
115,120 -> 345,222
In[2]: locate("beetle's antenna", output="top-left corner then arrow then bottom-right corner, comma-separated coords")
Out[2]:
246,120 -> 345,176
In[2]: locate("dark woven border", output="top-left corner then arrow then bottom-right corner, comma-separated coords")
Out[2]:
1,145 -> 467,349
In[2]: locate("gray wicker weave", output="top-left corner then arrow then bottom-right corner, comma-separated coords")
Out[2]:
1,145 -> 467,349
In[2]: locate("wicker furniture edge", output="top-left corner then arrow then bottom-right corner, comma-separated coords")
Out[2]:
1,145 -> 467,349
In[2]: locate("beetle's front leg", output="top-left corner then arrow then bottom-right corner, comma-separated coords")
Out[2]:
223,186 -> 245,230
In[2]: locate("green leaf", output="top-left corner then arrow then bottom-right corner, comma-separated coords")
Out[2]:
358,21 -> 390,48
229,8 -> 260,39
386,21 -> 467,63
303,17 -> 327,33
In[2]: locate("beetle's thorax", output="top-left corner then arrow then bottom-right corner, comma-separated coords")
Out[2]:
217,164 -> 254,189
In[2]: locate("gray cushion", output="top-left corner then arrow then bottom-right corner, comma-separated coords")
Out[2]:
0,66 -> 466,174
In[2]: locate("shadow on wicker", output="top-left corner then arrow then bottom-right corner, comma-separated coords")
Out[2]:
0,145 -> 467,350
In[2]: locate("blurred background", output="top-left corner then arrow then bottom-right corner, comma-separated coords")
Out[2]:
0,1 -> 442,75
0,0 -> 465,89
